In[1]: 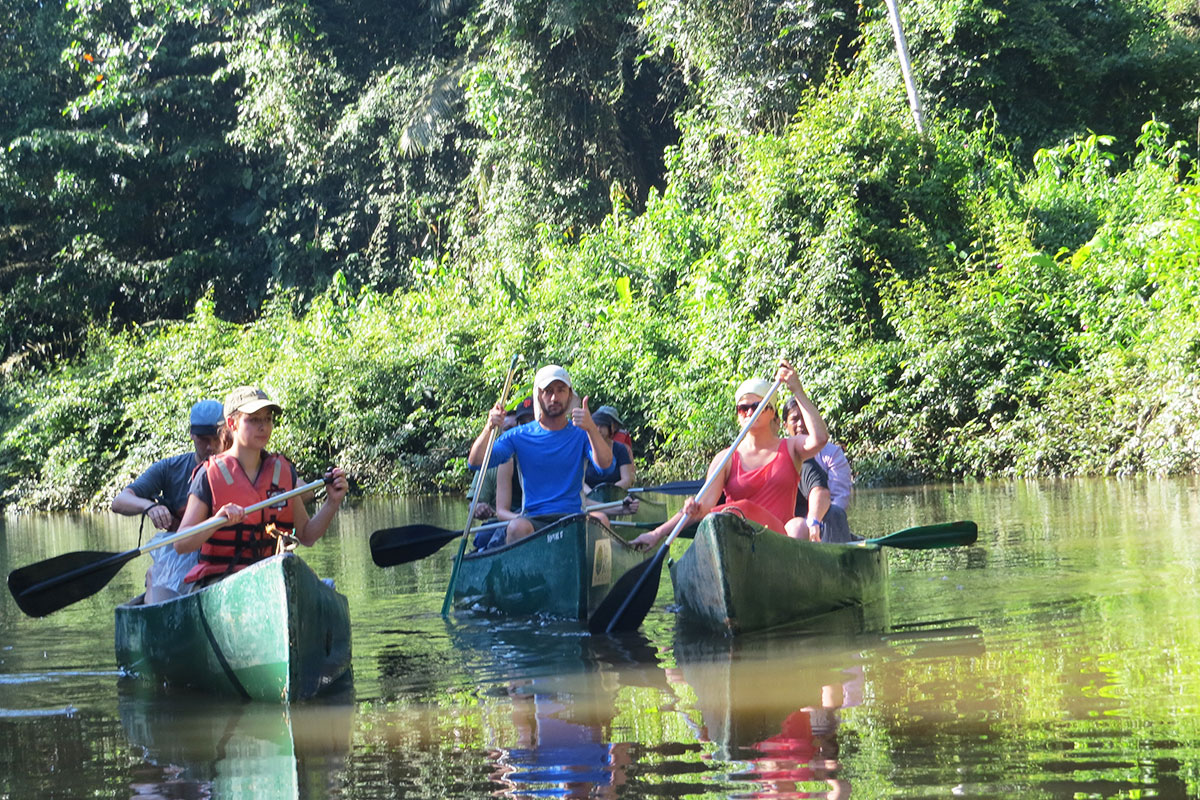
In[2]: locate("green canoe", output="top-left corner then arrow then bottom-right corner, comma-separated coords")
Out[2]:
669,512 -> 887,636
114,553 -> 352,702
454,513 -> 651,620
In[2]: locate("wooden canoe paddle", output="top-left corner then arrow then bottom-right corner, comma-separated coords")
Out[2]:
441,354 -> 521,616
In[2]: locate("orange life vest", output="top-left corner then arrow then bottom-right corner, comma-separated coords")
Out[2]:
184,451 -> 296,583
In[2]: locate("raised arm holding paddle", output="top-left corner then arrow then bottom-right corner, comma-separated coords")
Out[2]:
466,364 -> 612,548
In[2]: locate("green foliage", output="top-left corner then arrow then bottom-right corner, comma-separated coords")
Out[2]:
640,0 -> 861,131
3,0 -> 1200,508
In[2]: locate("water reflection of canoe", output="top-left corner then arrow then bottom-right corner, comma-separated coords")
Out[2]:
443,621 -> 662,799
114,553 -> 352,702
669,512 -> 887,636
119,684 -> 354,799
455,514 -> 650,621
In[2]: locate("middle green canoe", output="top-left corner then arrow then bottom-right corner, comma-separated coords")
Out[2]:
453,513 -> 651,621
669,511 -> 888,636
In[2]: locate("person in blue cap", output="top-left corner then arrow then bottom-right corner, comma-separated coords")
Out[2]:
110,398 -> 226,601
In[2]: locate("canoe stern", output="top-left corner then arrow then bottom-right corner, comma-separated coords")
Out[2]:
670,513 -> 887,635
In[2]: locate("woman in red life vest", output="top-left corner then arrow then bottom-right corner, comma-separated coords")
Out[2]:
174,386 -> 349,587
631,359 -> 828,548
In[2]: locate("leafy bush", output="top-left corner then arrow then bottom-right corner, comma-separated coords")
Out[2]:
3,1 -> 1200,509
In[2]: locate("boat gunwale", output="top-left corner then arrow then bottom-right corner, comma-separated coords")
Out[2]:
460,512 -> 641,561
115,551 -> 327,610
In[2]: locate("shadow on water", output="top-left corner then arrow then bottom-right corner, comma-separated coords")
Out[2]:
118,681 -> 355,800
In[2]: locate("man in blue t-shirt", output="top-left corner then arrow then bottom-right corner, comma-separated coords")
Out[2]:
468,364 -> 612,547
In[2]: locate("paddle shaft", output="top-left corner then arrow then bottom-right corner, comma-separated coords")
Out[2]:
442,353 -> 520,616
599,377 -> 785,633
12,478 -> 325,599
627,480 -> 703,496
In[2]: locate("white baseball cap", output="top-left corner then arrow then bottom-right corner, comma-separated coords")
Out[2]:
734,377 -> 773,404
534,364 -> 572,391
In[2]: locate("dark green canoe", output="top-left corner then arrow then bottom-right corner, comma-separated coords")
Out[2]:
669,512 -> 887,636
454,513 -> 651,620
115,553 -> 352,702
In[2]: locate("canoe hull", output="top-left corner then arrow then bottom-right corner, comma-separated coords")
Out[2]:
115,553 -> 351,702
454,514 -> 650,620
669,512 -> 886,636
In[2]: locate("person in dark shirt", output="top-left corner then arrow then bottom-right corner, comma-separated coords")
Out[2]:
110,399 -> 225,602
583,406 -> 635,491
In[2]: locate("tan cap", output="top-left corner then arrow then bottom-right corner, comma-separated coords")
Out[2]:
224,386 -> 283,417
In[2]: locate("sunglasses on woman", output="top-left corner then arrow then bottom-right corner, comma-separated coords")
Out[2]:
736,401 -> 761,416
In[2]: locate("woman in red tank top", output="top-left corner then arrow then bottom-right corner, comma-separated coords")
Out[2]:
632,359 -> 829,544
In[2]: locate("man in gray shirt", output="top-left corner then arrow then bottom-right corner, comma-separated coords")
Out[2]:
110,399 -> 225,601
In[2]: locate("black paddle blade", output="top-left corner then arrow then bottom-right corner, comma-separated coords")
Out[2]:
865,520 -> 978,550
587,552 -> 666,634
8,549 -> 137,618
369,525 -> 458,568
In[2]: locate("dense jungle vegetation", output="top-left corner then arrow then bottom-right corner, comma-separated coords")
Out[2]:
2,0 -> 1200,510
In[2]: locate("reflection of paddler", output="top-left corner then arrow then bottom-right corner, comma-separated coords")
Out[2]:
670,633 -> 861,795
748,681 -> 850,799
491,676 -> 629,799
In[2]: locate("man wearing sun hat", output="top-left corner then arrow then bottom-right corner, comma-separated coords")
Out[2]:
584,405 -> 636,490
110,398 -> 227,601
468,364 -> 612,547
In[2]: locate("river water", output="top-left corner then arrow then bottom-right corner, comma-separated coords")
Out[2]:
2,477 -> 1200,798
